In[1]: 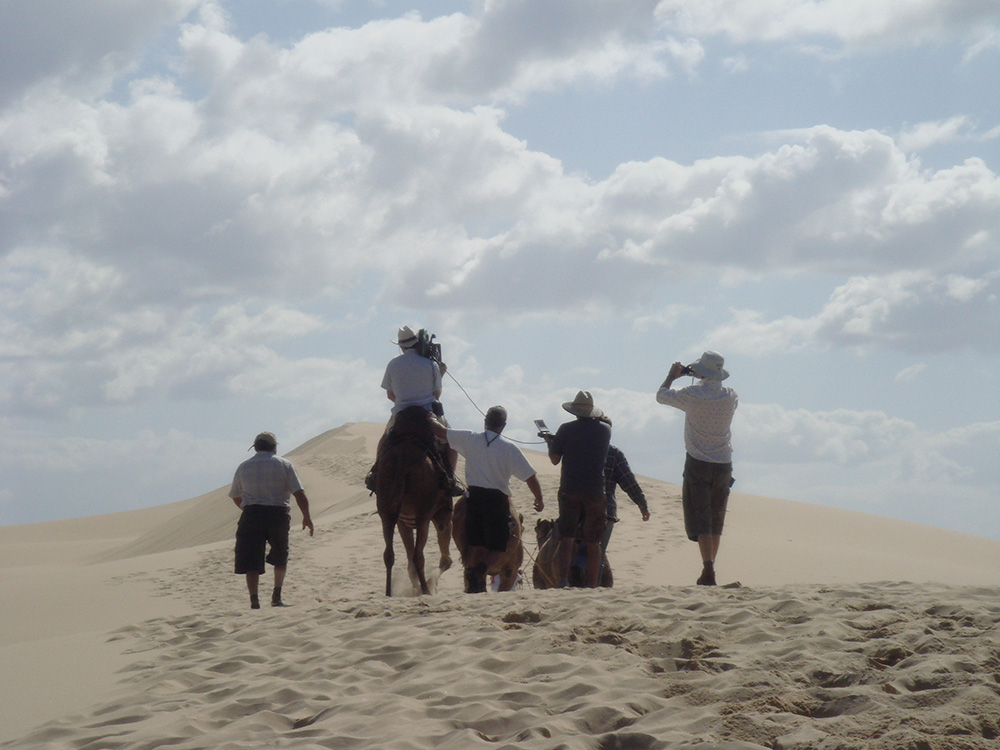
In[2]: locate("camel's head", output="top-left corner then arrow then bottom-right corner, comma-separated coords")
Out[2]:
534,518 -> 554,545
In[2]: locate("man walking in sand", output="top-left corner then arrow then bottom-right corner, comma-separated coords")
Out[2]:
540,391 -> 611,588
230,432 -> 314,609
432,406 -> 544,593
656,351 -> 738,586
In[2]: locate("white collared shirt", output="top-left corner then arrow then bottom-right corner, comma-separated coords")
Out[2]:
446,429 -> 536,496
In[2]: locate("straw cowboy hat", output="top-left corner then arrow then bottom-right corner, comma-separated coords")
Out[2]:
562,390 -> 604,418
687,351 -> 729,381
392,326 -> 419,348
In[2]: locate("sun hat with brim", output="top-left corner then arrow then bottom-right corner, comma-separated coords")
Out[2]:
392,325 -> 419,348
562,390 -> 604,418
687,351 -> 729,381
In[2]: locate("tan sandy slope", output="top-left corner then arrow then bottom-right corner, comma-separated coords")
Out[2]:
2,422 -> 998,748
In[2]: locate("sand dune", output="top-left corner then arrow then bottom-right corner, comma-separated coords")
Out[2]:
2,421 -> 999,748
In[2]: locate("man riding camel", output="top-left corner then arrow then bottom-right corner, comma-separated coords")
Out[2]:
366,326 -> 461,495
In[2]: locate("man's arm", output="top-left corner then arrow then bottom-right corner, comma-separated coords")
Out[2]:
232,496 -> 243,509
525,475 -> 544,512
543,432 -> 561,465
617,466 -> 650,521
293,490 -> 314,536
660,361 -> 687,391
428,417 -> 447,442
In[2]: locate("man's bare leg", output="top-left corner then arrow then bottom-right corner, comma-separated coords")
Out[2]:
696,534 -> 721,585
555,537 -> 574,588
584,541 -> 602,588
272,565 -> 287,606
246,572 -> 261,608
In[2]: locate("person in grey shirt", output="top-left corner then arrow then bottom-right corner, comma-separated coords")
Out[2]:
230,432 -> 313,608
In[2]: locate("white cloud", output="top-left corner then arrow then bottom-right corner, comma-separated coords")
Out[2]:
654,0 -> 1000,52
894,362 -> 927,382
728,404 -> 1000,537
0,0 -> 202,105
898,116 -> 973,152
706,271 -> 1000,357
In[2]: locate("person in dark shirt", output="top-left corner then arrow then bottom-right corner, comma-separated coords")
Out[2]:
542,391 -> 611,588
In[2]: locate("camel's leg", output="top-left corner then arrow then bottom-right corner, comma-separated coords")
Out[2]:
496,568 -> 515,592
397,522 -> 419,595
381,512 -> 397,597
433,508 -> 453,572
412,521 -> 431,595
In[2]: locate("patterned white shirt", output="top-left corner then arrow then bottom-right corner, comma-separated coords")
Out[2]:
656,380 -> 738,463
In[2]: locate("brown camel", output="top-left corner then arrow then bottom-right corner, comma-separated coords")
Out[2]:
531,518 -> 613,589
452,494 -> 524,592
375,406 -> 453,596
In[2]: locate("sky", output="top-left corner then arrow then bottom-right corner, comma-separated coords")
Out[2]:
1,0 -> 998,539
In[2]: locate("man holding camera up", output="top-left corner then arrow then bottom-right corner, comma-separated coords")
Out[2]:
656,352 -> 738,586
367,325 -> 461,495
382,325 -> 445,420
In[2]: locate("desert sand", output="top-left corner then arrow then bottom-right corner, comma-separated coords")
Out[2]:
2,422 -> 999,749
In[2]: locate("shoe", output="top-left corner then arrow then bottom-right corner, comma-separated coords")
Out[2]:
250,595 -> 260,609
271,587 -> 285,607
696,564 -> 716,586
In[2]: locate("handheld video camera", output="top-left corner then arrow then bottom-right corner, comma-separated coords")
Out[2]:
415,328 -> 442,363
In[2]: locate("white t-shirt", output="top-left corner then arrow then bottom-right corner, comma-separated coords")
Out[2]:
381,348 -> 443,416
446,429 -> 537,497
656,379 -> 738,463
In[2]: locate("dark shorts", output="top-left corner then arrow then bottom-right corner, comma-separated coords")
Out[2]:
235,505 -> 291,574
682,454 -> 733,541
556,490 -> 607,543
465,486 -> 512,552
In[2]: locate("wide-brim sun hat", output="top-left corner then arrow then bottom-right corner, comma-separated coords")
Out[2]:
687,351 -> 729,381
392,325 -> 418,348
562,390 -> 604,418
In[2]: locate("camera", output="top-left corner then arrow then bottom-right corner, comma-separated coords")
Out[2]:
415,328 -> 442,362
680,365 -> 695,376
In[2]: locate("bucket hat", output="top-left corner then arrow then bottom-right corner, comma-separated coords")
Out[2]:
687,351 -> 729,381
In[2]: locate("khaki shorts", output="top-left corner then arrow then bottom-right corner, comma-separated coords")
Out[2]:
557,490 -> 607,543
682,454 -> 733,541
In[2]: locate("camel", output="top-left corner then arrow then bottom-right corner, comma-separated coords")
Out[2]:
375,406 -> 453,596
452,494 -> 524,592
531,518 -> 613,589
